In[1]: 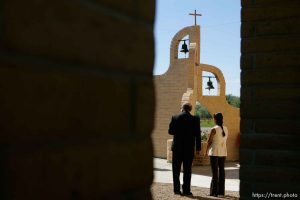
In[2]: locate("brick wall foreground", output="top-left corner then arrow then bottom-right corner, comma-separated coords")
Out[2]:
0,0 -> 155,199
240,0 -> 300,199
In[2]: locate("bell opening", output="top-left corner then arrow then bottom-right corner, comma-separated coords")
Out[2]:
202,71 -> 218,96
178,35 -> 189,59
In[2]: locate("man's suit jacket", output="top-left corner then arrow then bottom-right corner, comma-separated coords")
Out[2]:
168,111 -> 201,156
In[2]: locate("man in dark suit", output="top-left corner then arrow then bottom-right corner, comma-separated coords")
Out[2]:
168,103 -> 201,196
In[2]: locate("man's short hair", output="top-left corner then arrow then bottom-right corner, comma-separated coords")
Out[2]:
182,103 -> 192,112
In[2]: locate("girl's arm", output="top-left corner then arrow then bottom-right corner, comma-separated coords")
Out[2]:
205,128 -> 216,156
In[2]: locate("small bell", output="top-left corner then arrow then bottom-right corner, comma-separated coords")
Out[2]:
205,77 -> 214,91
180,41 -> 189,54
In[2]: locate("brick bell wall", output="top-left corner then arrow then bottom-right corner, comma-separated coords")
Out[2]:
240,0 -> 300,199
0,0 -> 155,199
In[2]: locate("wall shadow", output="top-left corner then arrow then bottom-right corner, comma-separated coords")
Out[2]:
192,162 -> 239,180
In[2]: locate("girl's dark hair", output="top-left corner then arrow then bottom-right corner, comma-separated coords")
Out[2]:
213,112 -> 225,137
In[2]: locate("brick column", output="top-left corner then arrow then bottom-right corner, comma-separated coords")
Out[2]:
0,0 -> 155,199
240,0 -> 300,199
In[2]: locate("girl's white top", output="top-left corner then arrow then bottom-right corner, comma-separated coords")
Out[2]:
208,125 -> 228,157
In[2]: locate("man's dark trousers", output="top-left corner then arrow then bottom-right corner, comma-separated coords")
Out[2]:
172,150 -> 194,193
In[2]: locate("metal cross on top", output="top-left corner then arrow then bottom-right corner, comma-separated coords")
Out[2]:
189,10 -> 202,26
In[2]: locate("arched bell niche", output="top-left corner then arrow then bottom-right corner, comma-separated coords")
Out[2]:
177,35 -> 189,59
202,71 -> 219,96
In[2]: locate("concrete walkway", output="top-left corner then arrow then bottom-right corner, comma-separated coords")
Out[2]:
153,158 -> 240,192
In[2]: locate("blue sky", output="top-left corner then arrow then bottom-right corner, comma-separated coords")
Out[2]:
154,0 -> 241,96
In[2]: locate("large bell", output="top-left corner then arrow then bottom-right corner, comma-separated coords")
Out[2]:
180,41 -> 189,54
205,77 -> 214,91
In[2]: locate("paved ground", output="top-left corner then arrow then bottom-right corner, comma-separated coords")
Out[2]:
151,183 -> 239,200
152,158 -> 240,199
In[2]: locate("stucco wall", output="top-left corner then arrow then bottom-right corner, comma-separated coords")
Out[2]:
153,25 -> 240,161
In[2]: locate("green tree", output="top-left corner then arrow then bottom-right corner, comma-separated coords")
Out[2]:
195,102 -> 212,119
195,102 -> 214,127
226,94 -> 240,108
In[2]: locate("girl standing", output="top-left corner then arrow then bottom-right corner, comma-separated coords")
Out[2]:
206,112 -> 228,197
